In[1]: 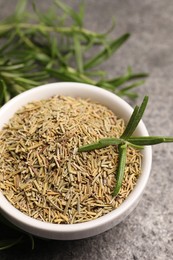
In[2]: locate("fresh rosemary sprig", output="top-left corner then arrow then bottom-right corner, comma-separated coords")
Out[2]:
78,96 -> 173,196
0,0 -> 148,106
0,236 -> 24,251
0,213 -> 35,250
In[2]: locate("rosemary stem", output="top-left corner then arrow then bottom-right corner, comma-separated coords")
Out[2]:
0,23 -> 104,38
113,143 -> 127,196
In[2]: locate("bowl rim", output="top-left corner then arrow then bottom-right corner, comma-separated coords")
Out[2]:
0,82 -> 152,238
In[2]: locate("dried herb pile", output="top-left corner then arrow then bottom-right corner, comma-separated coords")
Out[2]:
0,96 -> 142,224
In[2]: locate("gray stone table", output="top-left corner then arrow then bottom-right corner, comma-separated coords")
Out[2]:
0,0 -> 173,259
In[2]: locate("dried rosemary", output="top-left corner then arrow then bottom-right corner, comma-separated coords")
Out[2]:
0,96 -> 142,224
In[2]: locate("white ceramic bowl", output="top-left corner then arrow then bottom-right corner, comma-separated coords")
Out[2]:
0,82 -> 152,240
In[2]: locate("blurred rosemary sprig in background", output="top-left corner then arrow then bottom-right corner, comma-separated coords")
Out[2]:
0,0 -> 148,107
0,213 -> 34,250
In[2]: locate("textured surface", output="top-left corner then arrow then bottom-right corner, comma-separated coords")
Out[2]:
0,0 -> 173,259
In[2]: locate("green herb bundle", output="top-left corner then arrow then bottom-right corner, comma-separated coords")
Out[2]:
0,0 -> 148,106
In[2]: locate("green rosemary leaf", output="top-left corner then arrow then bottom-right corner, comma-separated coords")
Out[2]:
0,214 -> 35,250
103,18 -> 116,36
28,234 -> 35,250
102,67 -> 148,88
118,80 -> 145,92
73,34 -> 84,73
48,67 -> 95,84
78,138 -> 124,152
78,2 -> 85,26
0,64 -> 25,71
106,77 -> 130,89
113,143 -> 127,196
0,80 -> 10,105
115,80 -> 145,98
0,31 -> 16,52
14,0 -> 27,20
46,68 -> 69,81
104,67 -> 133,87
55,0 -> 84,27
0,236 -> 24,251
14,77 -> 41,86
99,137 -> 124,146
84,33 -> 130,70
86,70 -> 106,78
1,72 -> 40,86
97,81 -> 115,91
127,136 -> 173,145
121,96 -> 148,138
32,2 -> 57,27
16,27 -> 38,50
33,53 -> 51,64
117,91 -> 138,99
0,80 -> 6,104
125,141 -> 144,149
99,75 -> 146,98
120,105 -> 139,138
2,0 -> 27,25
126,72 -> 149,81
26,71 -> 49,80
78,141 -> 107,152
